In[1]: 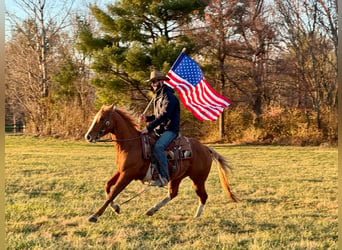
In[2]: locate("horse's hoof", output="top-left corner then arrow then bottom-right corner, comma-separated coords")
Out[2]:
110,203 -> 120,214
88,215 -> 98,223
145,210 -> 154,216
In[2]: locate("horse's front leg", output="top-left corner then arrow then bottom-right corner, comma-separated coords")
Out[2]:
105,171 -> 121,214
88,172 -> 132,223
105,171 -> 120,194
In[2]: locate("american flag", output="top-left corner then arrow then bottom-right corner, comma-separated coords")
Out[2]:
165,52 -> 231,121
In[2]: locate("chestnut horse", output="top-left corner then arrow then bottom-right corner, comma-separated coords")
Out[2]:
85,104 -> 238,222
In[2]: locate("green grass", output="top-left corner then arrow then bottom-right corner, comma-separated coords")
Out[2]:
5,135 -> 337,249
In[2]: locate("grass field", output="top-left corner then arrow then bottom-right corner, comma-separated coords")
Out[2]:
5,135 -> 337,249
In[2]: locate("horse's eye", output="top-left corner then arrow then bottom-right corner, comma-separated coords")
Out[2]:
100,117 -> 105,121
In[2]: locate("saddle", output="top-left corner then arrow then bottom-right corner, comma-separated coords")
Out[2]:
141,133 -> 192,161
141,133 -> 192,184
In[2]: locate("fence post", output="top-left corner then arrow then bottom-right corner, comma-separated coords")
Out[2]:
13,116 -> 16,133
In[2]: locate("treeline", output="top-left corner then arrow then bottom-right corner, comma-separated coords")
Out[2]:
5,0 -> 337,145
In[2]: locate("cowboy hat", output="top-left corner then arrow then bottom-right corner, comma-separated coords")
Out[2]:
146,70 -> 170,82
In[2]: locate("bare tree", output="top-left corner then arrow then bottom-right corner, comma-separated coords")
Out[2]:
188,0 -> 237,141
229,0 -> 277,121
186,0 -> 278,141
316,0 -> 337,64
276,0 -> 337,131
6,0 -> 75,134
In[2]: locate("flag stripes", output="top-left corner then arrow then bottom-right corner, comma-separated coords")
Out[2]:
165,52 -> 231,121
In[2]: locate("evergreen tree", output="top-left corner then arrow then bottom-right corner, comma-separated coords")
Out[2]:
76,0 -> 208,109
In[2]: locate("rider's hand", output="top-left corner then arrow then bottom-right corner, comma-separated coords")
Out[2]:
139,114 -> 146,122
141,127 -> 148,134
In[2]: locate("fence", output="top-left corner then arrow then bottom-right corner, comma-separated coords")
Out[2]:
5,123 -> 25,134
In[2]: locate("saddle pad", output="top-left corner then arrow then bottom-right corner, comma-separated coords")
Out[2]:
141,134 -> 192,160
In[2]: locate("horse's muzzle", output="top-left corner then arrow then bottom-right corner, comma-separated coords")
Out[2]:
85,133 -> 96,143
85,128 -> 105,143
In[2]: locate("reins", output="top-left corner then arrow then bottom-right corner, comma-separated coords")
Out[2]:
118,186 -> 149,205
97,135 -> 142,143
118,179 -> 167,206
115,182 -> 167,206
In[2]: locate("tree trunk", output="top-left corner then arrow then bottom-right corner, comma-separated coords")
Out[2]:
219,55 -> 226,141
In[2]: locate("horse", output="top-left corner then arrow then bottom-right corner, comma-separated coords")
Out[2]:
85,104 -> 238,222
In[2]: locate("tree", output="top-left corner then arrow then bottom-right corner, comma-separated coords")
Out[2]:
189,0 -> 278,140
6,0 -> 75,134
76,0 -> 208,110
276,0 -> 337,132
6,21 -> 48,133
47,32 -> 96,138
225,0 -> 277,121
187,0 -> 238,140
316,0 -> 337,64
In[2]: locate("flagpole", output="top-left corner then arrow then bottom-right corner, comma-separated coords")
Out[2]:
168,48 -> 187,72
142,98 -> 154,115
138,98 -> 154,128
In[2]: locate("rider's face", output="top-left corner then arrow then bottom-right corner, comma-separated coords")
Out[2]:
151,80 -> 163,92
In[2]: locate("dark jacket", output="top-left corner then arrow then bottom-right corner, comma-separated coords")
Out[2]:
146,84 -> 180,135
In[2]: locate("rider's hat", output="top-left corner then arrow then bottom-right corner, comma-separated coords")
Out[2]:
146,70 -> 170,82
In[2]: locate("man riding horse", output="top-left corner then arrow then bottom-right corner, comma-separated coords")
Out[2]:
140,70 -> 180,187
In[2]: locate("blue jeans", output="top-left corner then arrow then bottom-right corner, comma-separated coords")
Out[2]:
153,131 -> 178,179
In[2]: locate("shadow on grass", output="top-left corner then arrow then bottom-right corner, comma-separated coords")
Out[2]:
245,197 -> 282,204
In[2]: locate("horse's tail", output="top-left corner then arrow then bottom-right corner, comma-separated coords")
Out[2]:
209,147 -> 239,202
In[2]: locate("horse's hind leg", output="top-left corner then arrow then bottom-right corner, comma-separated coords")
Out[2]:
192,179 -> 208,218
145,196 -> 171,216
145,177 -> 182,216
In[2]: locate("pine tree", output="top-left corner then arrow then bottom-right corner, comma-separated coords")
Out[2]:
76,0 -> 208,109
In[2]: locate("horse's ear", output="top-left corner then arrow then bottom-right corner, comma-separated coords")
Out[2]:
111,104 -> 116,111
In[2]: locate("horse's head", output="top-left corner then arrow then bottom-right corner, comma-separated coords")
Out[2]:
85,104 -> 116,143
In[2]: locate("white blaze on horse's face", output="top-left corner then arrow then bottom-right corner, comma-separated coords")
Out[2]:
85,109 -> 106,143
85,104 -> 115,143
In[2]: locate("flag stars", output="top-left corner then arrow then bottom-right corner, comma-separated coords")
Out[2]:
174,56 -> 203,86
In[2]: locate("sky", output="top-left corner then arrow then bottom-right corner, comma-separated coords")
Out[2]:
5,0 -> 115,40
5,0 -> 114,16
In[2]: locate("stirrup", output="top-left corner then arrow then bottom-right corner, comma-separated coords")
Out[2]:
149,177 -> 168,187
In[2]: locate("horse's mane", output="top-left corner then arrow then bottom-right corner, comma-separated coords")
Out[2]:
115,107 -> 139,129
